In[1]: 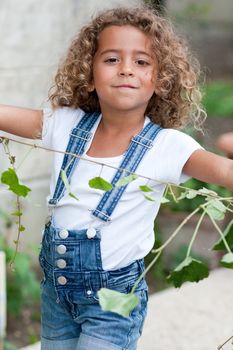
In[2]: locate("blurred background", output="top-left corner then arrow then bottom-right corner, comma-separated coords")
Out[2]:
0,0 -> 232,348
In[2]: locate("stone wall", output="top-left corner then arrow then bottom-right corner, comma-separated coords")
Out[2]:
167,0 -> 233,78
0,0 -> 140,257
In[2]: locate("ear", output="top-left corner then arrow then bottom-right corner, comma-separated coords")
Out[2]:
154,84 -> 160,96
87,83 -> 95,92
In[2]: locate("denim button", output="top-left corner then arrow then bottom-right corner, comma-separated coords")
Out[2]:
57,276 -> 67,285
86,290 -> 92,295
59,229 -> 69,239
86,227 -> 96,239
56,259 -> 66,269
57,244 -> 67,254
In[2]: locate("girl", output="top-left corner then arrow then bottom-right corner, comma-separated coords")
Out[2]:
1,6 -> 233,350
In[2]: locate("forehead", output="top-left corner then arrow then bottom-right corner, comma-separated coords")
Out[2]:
96,25 -> 153,53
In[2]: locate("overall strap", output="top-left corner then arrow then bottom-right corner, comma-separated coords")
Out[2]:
48,111 -> 100,206
91,122 -> 162,222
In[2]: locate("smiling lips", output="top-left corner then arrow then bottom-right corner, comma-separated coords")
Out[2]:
113,84 -> 138,89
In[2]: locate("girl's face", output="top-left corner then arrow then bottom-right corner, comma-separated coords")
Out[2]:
92,25 -> 158,116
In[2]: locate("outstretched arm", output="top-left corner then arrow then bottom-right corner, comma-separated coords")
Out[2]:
183,149 -> 233,191
0,105 -> 43,139
216,132 -> 233,158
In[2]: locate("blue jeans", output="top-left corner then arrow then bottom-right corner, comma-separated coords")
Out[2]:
39,223 -> 148,349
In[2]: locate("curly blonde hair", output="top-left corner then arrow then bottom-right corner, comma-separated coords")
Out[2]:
49,6 -> 206,129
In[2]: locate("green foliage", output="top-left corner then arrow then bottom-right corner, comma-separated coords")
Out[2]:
3,340 -> 18,350
167,179 -> 231,213
115,174 -> 138,187
1,138 -> 233,320
61,169 -> 79,201
205,199 -> 227,221
0,235 -> 40,316
98,288 -> 138,318
212,219 -> 233,251
202,81 -> 233,117
144,194 -> 169,203
139,185 -> 154,192
89,177 -> 113,191
220,253 -> 233,269
169,244 -> 210,271
1,168 -> 31,197
145,225 -> 168,292
167,257 -> 209,288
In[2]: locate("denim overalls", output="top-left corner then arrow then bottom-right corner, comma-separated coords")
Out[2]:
39,112 -> 162,350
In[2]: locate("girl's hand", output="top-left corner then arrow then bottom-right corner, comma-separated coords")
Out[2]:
183,149 -> 233,191
0,105 -> 43,139
216,132 -> 233,159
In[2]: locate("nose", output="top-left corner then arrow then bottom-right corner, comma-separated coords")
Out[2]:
118,60 -> 134,76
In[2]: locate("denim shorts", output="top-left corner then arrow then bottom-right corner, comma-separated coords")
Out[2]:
39,223 -> 148,350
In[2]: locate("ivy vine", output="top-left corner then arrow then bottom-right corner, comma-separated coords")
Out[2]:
0,136 -> 233,318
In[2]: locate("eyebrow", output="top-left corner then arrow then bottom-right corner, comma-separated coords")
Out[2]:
99,49 -> 152,57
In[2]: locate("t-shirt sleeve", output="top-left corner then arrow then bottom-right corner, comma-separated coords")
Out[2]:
154,129 -> 204,185
41,107 -> 54,148
41,107 -> 84,149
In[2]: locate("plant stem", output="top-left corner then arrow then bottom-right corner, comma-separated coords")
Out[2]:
10,195 -> 22,267
16,146 -> 34,171
130,251 -> 162,294
208,214 -> 232,254
186,209 -> 206,257
217,335 -> 233,349
168,184 -> 178,203
153,207 -> 201,254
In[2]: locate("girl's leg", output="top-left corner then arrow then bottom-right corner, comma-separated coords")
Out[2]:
40,279 -> 81,350
75,287 -> 148,350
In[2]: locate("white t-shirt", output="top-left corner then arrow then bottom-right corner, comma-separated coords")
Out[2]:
42,107 -> 202,270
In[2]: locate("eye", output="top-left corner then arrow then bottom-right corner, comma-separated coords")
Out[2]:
104,57 -> 119,64
136,59 -> 150,66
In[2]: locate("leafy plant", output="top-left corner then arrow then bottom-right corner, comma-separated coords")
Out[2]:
0,135 -> 232,319
202,81 -> 233,117
3,340 -> 18,350
0,235 -> 40,316
166,178 -> 231,213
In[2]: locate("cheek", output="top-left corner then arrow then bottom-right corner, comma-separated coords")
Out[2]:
93,67 -> 111,87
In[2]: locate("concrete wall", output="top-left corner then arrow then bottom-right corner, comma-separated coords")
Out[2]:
0,0 -> 141,258
166,0 -> 233,78
0,0 -> 232,259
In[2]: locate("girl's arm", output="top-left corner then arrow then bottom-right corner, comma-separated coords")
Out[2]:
0,105 -> 43,139
216,132 -> 233,158
183,149 -> 233,191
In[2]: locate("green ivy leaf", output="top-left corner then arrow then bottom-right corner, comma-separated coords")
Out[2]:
220,252 -> 233,269
115,174 -> 138,187
19,225 -> 25,232
1,168 -> 31,197
199,187 -> 218,197
186,190 -> 197,199
178,189 -> 197,200
206,199 -> 226,221
61,170 -> 79,201
210,199 -> 227,212
11,211 -> 23,217
139,185 -> 154,192
89,177 -> 113,191
144,194 -> 156,201
61,169 -> 70,190
160,197 -> 170,203
211,219 -> 233,251
97,288 -> 138,318
144,194 -> 169,203
167,256 -> 209,288
69,192 -> 79,201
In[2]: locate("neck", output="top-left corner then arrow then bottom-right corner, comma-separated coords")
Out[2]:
100,109 -> 146,134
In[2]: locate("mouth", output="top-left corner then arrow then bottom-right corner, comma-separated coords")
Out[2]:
113,85 -> 138,89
